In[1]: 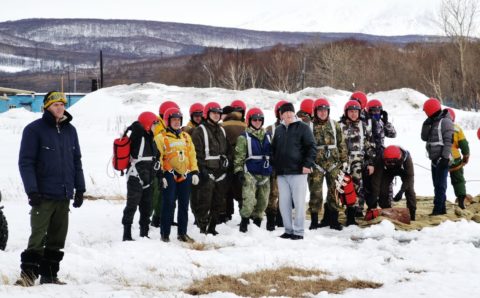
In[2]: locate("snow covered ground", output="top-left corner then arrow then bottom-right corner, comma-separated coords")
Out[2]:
1,83 -> 480,297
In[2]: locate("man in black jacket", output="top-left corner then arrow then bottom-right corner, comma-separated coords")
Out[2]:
16,91 -> 85,286
271,103 -> 317,240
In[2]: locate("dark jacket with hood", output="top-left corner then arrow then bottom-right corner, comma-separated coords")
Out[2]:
19,110 -> 86,200
128,121 -> 157,185
421,109 -> 454,162
271,119 -> 317,175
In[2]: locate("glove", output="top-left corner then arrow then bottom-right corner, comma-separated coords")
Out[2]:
462,154 -> 470,165
162,178 -> 168,189
437,157 -> 450,168
192,174 -> 199,185
236,172 -> 245,185
28,192 -> 42,207
335,172 -> 346,194
381,110 -> 388,123
393,190 -> 404,202
72,192 -> 84,208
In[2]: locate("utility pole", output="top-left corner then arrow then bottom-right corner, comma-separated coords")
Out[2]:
300,55 -> 307,90
100,50 -> 104,88
73,65 -> 77,93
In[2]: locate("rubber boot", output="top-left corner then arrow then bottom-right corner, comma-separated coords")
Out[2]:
309,212 -> 318,230
275,212 -> 284,228
458,196 -> 466,209
346,206 -> 358,226
266,213 -> 275,231
329,209 -> 343,231
318,203 -> 330,228
239,217 -> 249,233
122,224 -> 134,241
140,225 -> 150,238
253,218 -> 262,227
150,215 -> 160,228
207,216 -> 218,236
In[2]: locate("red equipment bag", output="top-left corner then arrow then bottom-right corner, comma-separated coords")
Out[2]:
339,174 -> 356,206
112,126 -> 132,175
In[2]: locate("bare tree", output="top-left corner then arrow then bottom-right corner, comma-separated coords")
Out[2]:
439,0 -> 479,104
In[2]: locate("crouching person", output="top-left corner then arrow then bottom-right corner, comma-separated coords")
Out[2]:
368,145 -> 416,221
155,108 -> 199,243
17,91 -> 86,286
122,112 -> 159,241
234,108 -> 272,232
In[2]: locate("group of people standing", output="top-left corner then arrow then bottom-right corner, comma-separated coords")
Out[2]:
14,90 -> 470,286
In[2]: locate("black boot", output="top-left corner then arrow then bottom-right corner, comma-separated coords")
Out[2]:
309,212 -> 319,230
318,204 -> 330,228
150,215 -> 160,228
253,218 -> 262,227
409,208 -> 416,221
329,209 -> 343,231
39,249 -> 66,285
346,207 -> 358,226
140,225 -> 150,238
458,196 -> 466,209
15,251 -> 41,287
207,217 -> 218,236
123,224 -> 134,241
275,212 -> 284,227
266,213 -> 275,231
239,217 -> 249,233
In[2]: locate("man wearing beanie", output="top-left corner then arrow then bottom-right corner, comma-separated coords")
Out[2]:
271,102 -> 317,240
16,91 -> 85,286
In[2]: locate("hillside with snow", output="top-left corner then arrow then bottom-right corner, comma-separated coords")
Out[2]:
1,84 -> 480,297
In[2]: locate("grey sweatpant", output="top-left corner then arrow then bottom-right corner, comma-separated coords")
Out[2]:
277,174 -> 308,236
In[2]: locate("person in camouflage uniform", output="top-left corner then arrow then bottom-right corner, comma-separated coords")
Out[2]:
308,98 -> 348,230
446,108 -> 470,209
264,100 -> 288,231
234,108 -> 272,232
339,100 -> 376,225
363,99 -> 397,204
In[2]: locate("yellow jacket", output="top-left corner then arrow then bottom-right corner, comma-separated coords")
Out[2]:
153,116 -> 166,137
451,123 -> 469,160
154,128 -> 198,175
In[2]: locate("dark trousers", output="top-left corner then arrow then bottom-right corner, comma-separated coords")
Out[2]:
122,176 -> 153,227
161,172 -> 192,237
191,174 -> 227,230
376,175 -> 416,211
431,162 -> 449,213
26,200 -> 69,254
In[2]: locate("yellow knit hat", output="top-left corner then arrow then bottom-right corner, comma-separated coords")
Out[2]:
43,91 -> 67,109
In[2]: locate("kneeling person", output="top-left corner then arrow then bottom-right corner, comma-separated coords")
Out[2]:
234,108 -> 272,232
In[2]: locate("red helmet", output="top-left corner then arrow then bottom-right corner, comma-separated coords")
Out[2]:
163,107 -> 183,127
246,107 -> 264,127
423,98 -> 441,117
314,98 -> 330,110
344,100 -> 361,112
299,98 -> 314,116
367,99 -> 383,112
159,101 -> 179,117
231,99 -> 246,112
477,128 -> 480,140
274,100 -> 288,119
189,102 -> 204,116
138,111 -> 159,132
350,91 -> 368,109
203,102 -> 222,119
446,108 -> 455,122
383,145 -> 402,160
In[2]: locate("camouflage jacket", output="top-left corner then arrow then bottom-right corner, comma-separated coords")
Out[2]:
339,117 -> 376,166
370,118 -> 396,155
234,127 -> 271,175
312,118 -> 348,165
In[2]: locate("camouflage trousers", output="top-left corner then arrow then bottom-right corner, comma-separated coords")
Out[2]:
265,173 -> 279,216
240,173 -> 270,219
308,163 -> 341,213
350,159 -> 365,208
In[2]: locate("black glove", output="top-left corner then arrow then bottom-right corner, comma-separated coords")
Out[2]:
236,172 -> 245,185
381,110 -> 388,123
437,157 -> 450,168
28,192 -> 42,207
73,192 -> 84,208
393,190 -> 404,202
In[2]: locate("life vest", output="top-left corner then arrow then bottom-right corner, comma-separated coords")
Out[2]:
339,174 -> 356,206
159,130 -> 191,182
244,131 -> 272,176
112,126 -> 132,175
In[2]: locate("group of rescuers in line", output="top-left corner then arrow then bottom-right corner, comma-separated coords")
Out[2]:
15,91 -> 470,286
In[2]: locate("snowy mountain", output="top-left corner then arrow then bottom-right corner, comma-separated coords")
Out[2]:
1,83 -> 480,297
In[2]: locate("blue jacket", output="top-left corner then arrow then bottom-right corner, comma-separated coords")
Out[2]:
19,110 -> 86,200
243,130 -> 272,176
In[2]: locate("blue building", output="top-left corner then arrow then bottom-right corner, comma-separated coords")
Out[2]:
0,93 -> 86,113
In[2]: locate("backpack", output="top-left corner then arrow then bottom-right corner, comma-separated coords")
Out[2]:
112,126 -> 132,175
